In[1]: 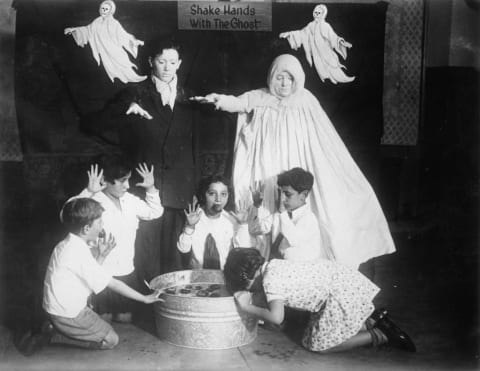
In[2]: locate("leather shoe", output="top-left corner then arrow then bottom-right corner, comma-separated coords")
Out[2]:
15,322 -> 54,356
370,308 -> 388,323
374,314 -> 416,352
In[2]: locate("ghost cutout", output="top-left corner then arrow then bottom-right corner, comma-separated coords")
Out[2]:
64,0 -> 146,84
279,4 -> 355,84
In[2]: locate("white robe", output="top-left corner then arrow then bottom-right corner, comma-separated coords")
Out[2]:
282,19 -> 355,84
228,88 -> 394,267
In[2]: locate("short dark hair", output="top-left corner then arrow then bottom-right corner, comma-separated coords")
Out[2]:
96,154 -> 133,184
60,198 -> 104,234
277,167 -> 314,193
149,37 -> 182,60
223,248 -> 265,293
196,174 -> 231,206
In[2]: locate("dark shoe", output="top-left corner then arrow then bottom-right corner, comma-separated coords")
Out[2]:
15,331 -> 47,356
15,322 -> 54,356
370,308 -> 388,323
374,315 -> 416,352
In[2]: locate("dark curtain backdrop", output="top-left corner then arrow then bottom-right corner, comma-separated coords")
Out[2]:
10,1 -> 387,324
14,0 -> 387,199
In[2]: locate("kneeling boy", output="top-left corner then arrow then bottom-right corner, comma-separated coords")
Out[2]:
19,198 -> 162,355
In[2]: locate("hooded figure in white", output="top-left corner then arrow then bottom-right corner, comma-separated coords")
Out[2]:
279,4 -> 354,84
196,54 -> 394,267
64,0 -> 146,84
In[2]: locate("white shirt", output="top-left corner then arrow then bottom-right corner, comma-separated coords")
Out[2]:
43,233 -> 112,318
249,204 -> 323,261
152,74 -> 177,109
70,189 -> 163,276
177,209 -> 253,269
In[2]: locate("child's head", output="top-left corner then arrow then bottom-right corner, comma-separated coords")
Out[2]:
149,38 -> 182,83
223,248 -> 265,293
196,175 -> 231,217
277,167 -> 314,212
61,198 -> 104,241
98,154 -> 133,199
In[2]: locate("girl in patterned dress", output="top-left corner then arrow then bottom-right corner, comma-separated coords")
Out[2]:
223,248 -> 416,353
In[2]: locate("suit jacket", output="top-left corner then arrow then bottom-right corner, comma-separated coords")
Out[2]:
120,79 -> 199,209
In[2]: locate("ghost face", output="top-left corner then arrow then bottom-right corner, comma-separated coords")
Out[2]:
99,1 -> 114,18
313,5 -> 327,21
150,49 -> 182,83
271,71 -> 294,98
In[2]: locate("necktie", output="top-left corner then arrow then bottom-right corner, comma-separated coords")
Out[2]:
203,233 -> 221,269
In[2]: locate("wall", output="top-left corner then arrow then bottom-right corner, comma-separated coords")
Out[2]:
0,0 -> 21,161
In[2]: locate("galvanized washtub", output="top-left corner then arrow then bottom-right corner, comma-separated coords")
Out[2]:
149,269 -> 258,350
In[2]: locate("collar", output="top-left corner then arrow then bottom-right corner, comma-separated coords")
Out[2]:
151,74 -> 177,109
68,232 -> 91,250
289,203 -> 308,221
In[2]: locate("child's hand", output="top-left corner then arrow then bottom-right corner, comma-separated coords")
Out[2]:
126,102 -> 153,120
250,181 -> 265,208
184,196 -> 201,227
234,290 -> 252,311
135,163 -> 155,191
87,164 -> 106,194
229,200 -> 249,224
98,232 -> 116,259
144,290 -> 165,304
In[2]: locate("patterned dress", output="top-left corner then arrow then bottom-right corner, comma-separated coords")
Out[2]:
262,259 -> 379,351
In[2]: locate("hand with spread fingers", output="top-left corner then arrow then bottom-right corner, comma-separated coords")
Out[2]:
230,200 -> 250,224
184,196 -> 202,228
250,181 -> 265,208
87,164 -> 106,194
135,163 -> 156,192
126,102 -> 153,120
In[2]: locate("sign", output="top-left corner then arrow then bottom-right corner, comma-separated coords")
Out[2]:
178,1 -> 272,32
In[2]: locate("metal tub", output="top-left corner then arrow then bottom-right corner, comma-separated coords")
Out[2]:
149,269 -> 257,350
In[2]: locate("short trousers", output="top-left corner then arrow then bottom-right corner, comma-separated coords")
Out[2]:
49,306 -> 114,343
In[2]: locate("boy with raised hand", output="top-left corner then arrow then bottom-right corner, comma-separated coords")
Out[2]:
68,154 -> 163,323
249,167 -> 323,262
17,198 -> 163,356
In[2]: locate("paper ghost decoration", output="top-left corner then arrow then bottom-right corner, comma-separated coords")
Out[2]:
64,0 -> 146,84
279,4 -> 355,84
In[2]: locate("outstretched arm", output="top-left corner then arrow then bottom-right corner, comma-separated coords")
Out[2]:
192,93 -> 248,113
234,291 -> 285,325
107,278 -> 164,304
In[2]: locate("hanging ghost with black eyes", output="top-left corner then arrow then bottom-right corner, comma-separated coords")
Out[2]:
279,4 -> 355,84
64,0 -> 146,84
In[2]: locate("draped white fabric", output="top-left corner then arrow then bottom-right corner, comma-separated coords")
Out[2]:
225,54 -> 394,267
69,15 -> 146,84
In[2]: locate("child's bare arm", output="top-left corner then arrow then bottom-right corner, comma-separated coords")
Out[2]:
178,197 -> 201,253
234,291 -> 285,325
107,278 -> 164,304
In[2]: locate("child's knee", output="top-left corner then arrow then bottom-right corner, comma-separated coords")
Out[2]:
101,330 -> 119,349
